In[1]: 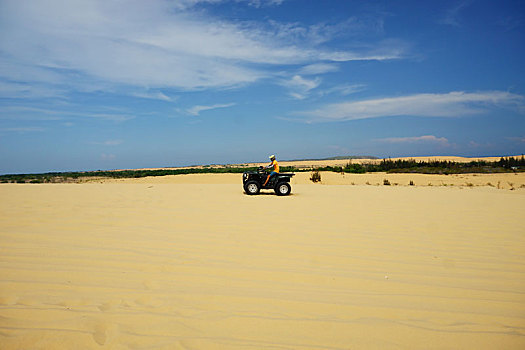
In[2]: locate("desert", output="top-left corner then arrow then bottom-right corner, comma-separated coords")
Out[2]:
1,158 -> 524,349
2,1 -> 525,348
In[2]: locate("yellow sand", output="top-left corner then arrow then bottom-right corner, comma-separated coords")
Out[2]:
1,176 -> 524,349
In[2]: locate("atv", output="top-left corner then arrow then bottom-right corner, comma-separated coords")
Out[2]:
243,167 -> 295,196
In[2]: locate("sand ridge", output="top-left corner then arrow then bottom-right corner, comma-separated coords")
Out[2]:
113,155 -> 522,172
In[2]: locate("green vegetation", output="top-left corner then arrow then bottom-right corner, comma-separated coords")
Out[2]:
361,156 -> 525,174
1,156 -> 523,183
311,156 -> 525,175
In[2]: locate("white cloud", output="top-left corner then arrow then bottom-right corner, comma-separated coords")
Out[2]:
186,103 -> 236,116
243,0 -> 285,7
299,63 -> 339,75
281,75 -> 321,100
295,91 -> 525,122
130,91 -> 175,102
0,0 -> 404,95
318,83 -> 366,96
377,135 -> 449,145
269,16 -> 387,46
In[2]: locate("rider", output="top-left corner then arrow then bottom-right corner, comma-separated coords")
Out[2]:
263,154 -> 279,187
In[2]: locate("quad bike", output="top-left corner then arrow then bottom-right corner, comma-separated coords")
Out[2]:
242,167 -> 295,196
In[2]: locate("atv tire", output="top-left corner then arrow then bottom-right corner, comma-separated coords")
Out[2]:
244,181 -> 260,195
275,182 -> 291,196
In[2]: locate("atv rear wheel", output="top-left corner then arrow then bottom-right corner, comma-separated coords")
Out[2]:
244,181 -> 260,195
275,182 -> 291,196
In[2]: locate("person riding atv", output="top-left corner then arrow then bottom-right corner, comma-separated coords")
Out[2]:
242,155 -> 294,195
263,154 -> 279,187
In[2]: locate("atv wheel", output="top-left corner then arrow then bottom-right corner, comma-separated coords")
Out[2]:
275,182 -> 291,196
244,181 -> 260,195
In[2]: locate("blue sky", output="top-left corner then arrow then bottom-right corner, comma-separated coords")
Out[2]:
0,0 -> 524,174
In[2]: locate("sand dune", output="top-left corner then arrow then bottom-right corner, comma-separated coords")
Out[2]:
1,178 -> 524,349
118,155 -> 522,172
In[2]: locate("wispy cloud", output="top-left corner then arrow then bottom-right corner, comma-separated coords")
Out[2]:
281,75 -> 321,100
0,106 -> 64,120
0,105 -> 134,122
298,63 -> 339,75
85,114 -> 134,122
0,80 -> 65,99
269,15 -> 387,46
506,136 -> 525,143
186,103 -> 236,116
243,0 -> 285,8
377,135 -> 449,145
0,0 -> 404,95
293,91 -> 525,122
440,0 -> 473,27
176,0 -> 286,9
318,83 -> 366,96
130,91 -> 175,102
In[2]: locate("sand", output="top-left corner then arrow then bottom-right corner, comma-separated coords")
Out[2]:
101,171 -> 525,190
1,175 -> 525,349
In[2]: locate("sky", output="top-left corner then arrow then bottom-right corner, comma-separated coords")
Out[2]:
0,0 -> 524,174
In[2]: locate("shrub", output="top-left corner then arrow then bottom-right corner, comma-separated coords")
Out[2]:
344,163 -> 366,173
383,179 -> 391,186
409,180 -> 414,186
310,170 -> 321,183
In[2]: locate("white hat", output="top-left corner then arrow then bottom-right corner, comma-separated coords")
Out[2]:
269,154 -> 275,159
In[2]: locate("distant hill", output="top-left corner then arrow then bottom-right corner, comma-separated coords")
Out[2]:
286,155 -> 379,161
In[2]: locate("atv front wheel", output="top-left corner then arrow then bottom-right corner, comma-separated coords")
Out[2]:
244,181 -> 260,195
275,182 -> 291,196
